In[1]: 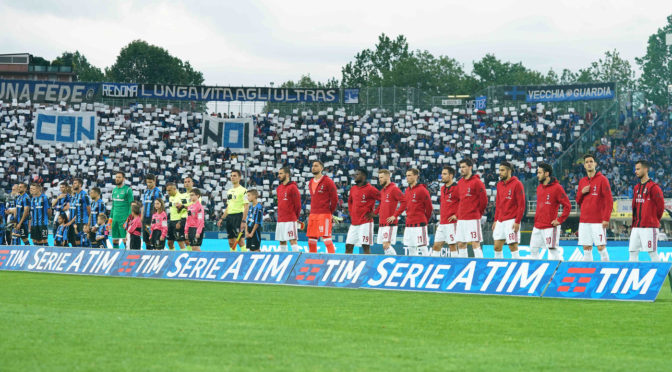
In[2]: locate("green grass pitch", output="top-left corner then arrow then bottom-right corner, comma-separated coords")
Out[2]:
1,271 -> 671,371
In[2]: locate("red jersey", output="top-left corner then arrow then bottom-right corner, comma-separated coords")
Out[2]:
456,174 -> 488,220
375,182 -> 406,226
576,171 -> 613,223
494,176 -> 526,223
276,181 -> 301,222
308,175 -> 339,215
395,183 -> 432,226
632,180 -> 665,228
439,183 -> 459,224
534,179 -> 571,229
348,183 -> 380,225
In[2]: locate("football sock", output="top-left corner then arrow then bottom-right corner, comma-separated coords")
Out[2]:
494,251 -> 503,259
583,249 -> 592,261
324,238 -> 335,253
308,239 -> 318,253
648,251 -> 660,262
473,248 -> 483,258
384,247 -> 396,255
279,244 -> 288,252
458,248 -> 467,258
530,247 -> 540,259
599,249 -> 609,261
431,249 -> 441,257
629,251 -> 638,261
511,251 -> 520,259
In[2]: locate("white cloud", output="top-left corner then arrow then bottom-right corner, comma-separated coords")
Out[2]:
0,0 -> 669,85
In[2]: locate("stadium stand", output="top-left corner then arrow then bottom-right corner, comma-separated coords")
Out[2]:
1,100 -> 597,224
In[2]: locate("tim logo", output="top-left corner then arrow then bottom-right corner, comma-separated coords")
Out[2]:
295,258 -> 325,281
557,267 -> 594,293
0,249 -> 8,267
118,254 -> 140,274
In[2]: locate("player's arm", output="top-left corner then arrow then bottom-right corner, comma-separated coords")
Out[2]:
631,189 -> 636,227
241,193 -> 250,229
423,189 -> 433,221
125,188 -> 133,215
653,185 -> 665,221
493,188 -> 500,228
391,188 -> 407,223
601,178 -> 613,227
576,181 -> 586,205
515,182 -> 525,224
557,189 -> 571,224
18,201 -> 30,226
329,179 -> 339,215
478,181 -> 488,215
292,186 -> 302,220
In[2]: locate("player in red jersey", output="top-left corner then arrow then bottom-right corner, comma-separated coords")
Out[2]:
629,160 -> 664,262
276,167 -> 302,252
531,163 -> 571,260
456,159 -> 488,258
346,168 -> 380,254
576,154 -> 613,261
374,169 -> 406,255
432,165 -> 459,257
307,160 -> 339,253
394,168 -> 433,256
492,161 -> 525,259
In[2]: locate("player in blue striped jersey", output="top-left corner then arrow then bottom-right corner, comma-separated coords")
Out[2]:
51,182 -> 71,239
12,183 -> 31,245
66,178 -> 91,247
245,189 -> 264,252
88,187 -> 106,244
141,174 -> 162,250
29,183 -> 51,246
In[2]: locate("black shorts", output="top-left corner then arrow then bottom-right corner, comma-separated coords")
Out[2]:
30,225 -> 49,241
168,219 -> 186,241
68,223 -> 86,243
246,234 -> 261,251
142,217 -> 152,247
226,213 -> 243,238
129,234 -> 141,250
187,227 -> 203,247
15,223 -> 29,239
150,230 -> 166,250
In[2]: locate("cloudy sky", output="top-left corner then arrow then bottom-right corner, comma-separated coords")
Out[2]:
0,0 -> 670,86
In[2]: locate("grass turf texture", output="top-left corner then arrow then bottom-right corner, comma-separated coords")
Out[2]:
1,272 -> 670,371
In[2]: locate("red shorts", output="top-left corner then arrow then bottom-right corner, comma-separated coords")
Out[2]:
307,213 -> 332,238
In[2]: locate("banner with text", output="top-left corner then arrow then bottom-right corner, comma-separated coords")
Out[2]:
0,79 -> 98,103
33,110 -> 98,145
0,247 -> 299,284
201,117 -> 254,153
503,82 -> 616,102
285,254 -> 559,297
101,82 -> 342,103
543,261 -> 671,302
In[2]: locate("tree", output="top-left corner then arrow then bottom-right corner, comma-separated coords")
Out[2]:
341,33 -> 411,87
280,74 -> 339,88
471,54 -> 553,89
52,51 -> 105,82
636,14 -> 672,106
586,49 -> 636,93
105,40 -> 204,85
29,55 -> 50,66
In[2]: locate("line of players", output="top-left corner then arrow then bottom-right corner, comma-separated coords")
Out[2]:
276,155 -> 664,261
0,173 -> 209,252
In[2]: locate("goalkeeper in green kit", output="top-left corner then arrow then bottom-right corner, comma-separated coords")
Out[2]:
110,171 -> 134,249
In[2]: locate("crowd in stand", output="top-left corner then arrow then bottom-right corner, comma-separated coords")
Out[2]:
1,99 -> 597,226
558,104 -> 672,200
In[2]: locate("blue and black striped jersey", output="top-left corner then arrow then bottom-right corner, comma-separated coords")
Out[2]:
53,194 -> 71,214
30,194 -> 50,226
71,190 -> 90,224
90,199 -> 107,226
15,193 -> 30,226
246,203 -> 264,230
142,187 -> 162,218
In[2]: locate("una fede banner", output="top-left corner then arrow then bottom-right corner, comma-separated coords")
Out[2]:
503,82 -> 615,102
0,79 -> 98,103
101,82 -> 344,103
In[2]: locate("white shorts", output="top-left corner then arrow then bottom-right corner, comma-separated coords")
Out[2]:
530,226 -> 561,250
629,227 -> 659,253
403,226 -> 429,247
492,219 -> 520,244
435,223 -> 457,245
456,219 -> 483,243
346,222 -> 374,246
275,221 -> 299,242
376,225 -> 398,245
578,223 -> 607,247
